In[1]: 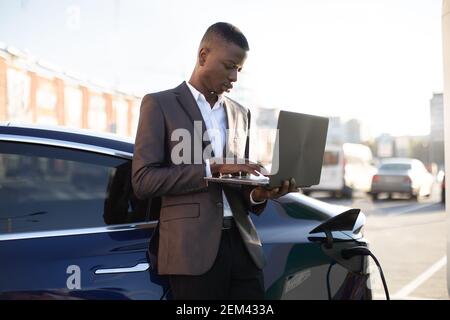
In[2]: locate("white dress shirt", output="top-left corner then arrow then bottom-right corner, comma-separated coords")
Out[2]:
186,82 -> 264,218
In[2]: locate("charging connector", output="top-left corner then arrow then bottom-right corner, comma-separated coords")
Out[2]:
341,246 -> 390,300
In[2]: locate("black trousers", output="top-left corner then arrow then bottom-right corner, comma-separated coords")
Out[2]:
168,224 -> 265,300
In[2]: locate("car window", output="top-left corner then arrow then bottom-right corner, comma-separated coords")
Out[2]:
379,163 -> 411,171
323,151 -> 339,166
0,141 -> 154,235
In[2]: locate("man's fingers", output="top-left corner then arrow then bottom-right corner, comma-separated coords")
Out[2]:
288,178 -> 298,192
220,159 -> 267,175
278,180 -> 289,195
270,179 -> 296,199
259,167 -> 270,175
218,164 -> 258,175
248,163 -> 264,172
238,164 -> 262,175
242,159 -> 265,171
254,178 -> 299,201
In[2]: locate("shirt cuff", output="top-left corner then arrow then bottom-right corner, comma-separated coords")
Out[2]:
250,188 -> 266,205
205,158 -> 212,177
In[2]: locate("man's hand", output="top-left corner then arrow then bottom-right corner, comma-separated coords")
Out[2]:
251,178 -> 298,202
209,158 -> 264,177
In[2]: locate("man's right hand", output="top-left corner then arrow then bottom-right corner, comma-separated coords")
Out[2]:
209,158 -> 265,177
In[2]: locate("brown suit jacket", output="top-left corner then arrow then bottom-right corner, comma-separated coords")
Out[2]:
132,82 -> 266,275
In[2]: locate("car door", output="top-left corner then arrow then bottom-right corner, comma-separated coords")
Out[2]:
0,140 -> 165,299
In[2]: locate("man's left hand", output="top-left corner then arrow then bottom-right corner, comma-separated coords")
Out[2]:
251,178 -> 299,202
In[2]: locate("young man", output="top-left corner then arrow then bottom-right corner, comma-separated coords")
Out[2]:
132,22 -> 297,300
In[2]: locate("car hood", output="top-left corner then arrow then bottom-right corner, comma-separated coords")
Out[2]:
276,192 -> 353,221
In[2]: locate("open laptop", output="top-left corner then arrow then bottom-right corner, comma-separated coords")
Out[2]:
204,110 -> 329,188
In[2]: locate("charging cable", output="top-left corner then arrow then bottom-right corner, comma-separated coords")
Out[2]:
160,286 -> 170,300
326,260 -> 337,300
341,246 -> 390,300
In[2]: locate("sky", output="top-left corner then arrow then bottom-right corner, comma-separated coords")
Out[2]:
0,0 -> 444,137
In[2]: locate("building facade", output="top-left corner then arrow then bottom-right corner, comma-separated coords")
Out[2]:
0,45 -> 141,138
430,92 -> 444,169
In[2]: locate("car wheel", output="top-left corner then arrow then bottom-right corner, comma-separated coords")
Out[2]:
342,185 -> 353,199
411,192 -> 419,201
371,193 -> 378,201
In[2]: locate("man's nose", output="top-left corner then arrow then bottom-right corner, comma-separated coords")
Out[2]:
229,69 -> 238,83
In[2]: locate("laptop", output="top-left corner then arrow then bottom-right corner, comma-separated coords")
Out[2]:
204,110 -> 329,188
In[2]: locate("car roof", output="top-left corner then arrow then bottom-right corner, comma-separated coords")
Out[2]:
0,122 -> 134,155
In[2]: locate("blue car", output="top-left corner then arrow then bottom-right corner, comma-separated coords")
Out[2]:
0,124 -> 372,300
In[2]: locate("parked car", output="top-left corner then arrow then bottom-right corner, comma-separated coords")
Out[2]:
0,124 -> 372,300
370,158 -> 434,201
304,143 -> 377,198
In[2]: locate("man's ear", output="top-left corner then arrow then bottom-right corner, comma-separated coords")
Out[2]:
198,47 -> 209,67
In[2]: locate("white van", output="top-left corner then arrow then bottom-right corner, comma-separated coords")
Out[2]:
303,143 -> 377,198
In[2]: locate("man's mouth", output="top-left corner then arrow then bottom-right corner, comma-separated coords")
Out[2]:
223,83 -> 233,92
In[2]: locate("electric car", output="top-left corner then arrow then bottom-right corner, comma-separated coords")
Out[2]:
0,123 -> 373,300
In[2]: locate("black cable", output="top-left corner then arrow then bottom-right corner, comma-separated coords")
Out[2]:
368,252 -> 390,300
160,286 -> 170,300
341,246 -> 390,300
326,260 -> 336,300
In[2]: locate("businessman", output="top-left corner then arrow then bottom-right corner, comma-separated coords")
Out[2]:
132,22 -> 297,300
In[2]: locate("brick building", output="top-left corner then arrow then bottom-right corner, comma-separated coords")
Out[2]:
0,45 -> 141,138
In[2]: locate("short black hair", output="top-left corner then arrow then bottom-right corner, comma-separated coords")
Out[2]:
201,22 -> 249,51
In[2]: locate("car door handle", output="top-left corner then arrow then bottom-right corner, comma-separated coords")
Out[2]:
95,263 -> 149,275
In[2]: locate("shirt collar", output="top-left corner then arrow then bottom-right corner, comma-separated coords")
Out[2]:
186,82 -> 224,107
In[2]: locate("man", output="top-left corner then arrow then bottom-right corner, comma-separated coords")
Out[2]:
132,22 -> 297,300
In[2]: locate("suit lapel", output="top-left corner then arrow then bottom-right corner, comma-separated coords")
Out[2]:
174,82 -> 212,154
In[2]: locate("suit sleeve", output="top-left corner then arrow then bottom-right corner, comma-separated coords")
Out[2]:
131,94 -> 208,199
243,109 -> 267,216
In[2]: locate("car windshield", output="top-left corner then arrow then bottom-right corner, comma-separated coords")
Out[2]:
379,163 -> 411,171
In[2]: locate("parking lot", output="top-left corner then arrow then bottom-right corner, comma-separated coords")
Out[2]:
311,183 -> 449,300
